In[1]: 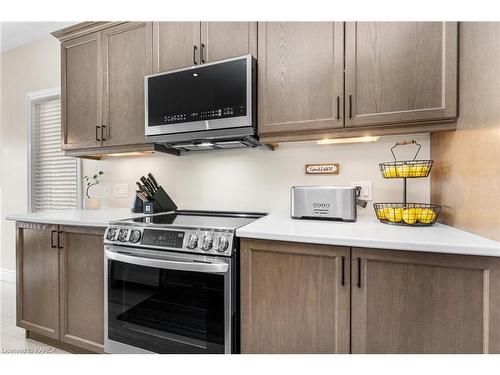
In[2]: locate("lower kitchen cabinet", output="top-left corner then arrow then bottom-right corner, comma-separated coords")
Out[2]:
240,239 -> 350,353
59,226 -> 105,353
16,222 -> 60,339
16,222 -> 105,353
351,248 -> 500,354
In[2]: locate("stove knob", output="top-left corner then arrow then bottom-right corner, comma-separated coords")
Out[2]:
186,234 -> 198,249
129,230 -> 141,243
117,229 -> 129,242
200,235 -> 213,251
215,236 -> 229,252
106,228 -> 117,240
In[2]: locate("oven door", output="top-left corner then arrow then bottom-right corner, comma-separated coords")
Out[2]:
104,245 -> 232,354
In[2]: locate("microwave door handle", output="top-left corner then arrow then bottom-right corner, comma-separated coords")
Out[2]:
105,249 -> 228,274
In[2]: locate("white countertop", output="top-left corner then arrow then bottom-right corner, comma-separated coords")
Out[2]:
236,213 -> 500,257
5,208 -> 143,227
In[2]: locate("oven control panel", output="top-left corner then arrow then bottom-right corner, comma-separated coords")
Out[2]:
104,226 -> 235,257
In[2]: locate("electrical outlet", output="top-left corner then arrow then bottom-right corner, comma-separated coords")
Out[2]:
351,181 -> 373,201
113,184 -> 129,198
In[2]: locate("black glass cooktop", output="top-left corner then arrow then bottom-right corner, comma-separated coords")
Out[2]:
123,210 -> 265,230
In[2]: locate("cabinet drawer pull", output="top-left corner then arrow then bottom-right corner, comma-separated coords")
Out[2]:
349,95 -> 353,119
357,257 -> 362,288
193,45 -> 198,65
50,230 -> 57,249
57,231 -> 63,249
102,125 -> 107,141
336,96 -> 340,120
341,256 -> 345,286
201,43 -> 206,64
96,126 -> 101,141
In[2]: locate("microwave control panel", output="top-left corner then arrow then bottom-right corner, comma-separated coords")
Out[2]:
163,106 -> 245,125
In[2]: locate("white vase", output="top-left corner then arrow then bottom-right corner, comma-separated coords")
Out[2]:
84,198 -> 100,210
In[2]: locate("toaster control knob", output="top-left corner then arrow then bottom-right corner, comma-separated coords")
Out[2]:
200,235 -> 213,251
215,236 -> 229,252
186,234 -> 198,249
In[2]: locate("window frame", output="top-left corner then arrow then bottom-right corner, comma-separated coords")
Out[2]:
27,87 -> 82,212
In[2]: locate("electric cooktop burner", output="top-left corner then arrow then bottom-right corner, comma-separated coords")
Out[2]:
104,210 -> 266,257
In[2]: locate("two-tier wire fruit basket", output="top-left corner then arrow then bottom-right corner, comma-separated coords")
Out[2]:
374,140 -> 441,226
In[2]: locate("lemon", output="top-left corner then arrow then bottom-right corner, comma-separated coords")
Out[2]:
398,165 -> 411,177
386,207 -> 403,223
383,166 -> 397,178
377,208 -> 387,220
411,164 -> 429,177
418,208 -> 436,224
402,208 -> 417,224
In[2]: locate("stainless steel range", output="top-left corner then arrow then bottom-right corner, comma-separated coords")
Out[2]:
103,210 -> 264,354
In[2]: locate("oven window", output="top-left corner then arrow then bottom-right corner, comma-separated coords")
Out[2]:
107,260 -> 225,353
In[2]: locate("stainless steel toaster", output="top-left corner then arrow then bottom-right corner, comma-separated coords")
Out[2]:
291,186 -> 357,222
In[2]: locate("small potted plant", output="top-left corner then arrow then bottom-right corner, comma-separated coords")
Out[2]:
83,171 -> 104,210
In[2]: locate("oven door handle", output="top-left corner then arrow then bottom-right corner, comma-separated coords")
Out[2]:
105,249 -> 229,274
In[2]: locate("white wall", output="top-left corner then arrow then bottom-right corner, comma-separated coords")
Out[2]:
0,35 -> 431,275
0,37 -> 61,274
83,135 -> 430,213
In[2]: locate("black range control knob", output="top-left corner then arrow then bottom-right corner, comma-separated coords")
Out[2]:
106,228 -> 117,240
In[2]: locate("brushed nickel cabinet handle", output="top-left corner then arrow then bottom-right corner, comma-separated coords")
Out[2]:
357,257 -> 362,288
349,95 -> 353,119
193,45 -> 198,65
57,231 -> 63,249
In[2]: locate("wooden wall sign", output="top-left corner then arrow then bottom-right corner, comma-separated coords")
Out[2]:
305,163 -> 340,175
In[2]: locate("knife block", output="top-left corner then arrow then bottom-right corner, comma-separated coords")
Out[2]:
141,186 -> 177,214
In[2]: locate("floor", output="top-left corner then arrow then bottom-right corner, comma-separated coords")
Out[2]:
0,280 -> 67,354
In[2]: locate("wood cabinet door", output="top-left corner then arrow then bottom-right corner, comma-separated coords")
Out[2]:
258,22 -> 344,135
153,22 -> 201,72
59,226 -> 105,353
61,32 -> 102,150
200,22 -> 257,63
344,22 -> 458,127
102,22 -> 152,147
16,222 -> 60,339
240,239 -> 350,353
351,248 -> 500,353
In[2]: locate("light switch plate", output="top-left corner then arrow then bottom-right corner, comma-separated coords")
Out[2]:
113,183 -> 129,198
351,181 -> 373,201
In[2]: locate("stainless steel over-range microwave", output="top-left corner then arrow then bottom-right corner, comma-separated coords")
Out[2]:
144,55 -> 258,151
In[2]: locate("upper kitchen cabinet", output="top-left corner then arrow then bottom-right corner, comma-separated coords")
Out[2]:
153,22 -> 200,72
102,22 -> 152,147
61,32 -> 102,150
200,22 -> 257,63
153,22 -> 257,73
258,22 -> 344,135
344,22 -> 458,127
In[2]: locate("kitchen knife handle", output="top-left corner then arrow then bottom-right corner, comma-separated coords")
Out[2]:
341,256 -> 345,286
95,126 -> 101,141
51,230 -> 57,249
147,173 -> 159,189
336,96 -> 340,120
357,257 -> 362,288
193,45 -> 198,65
201,43 -> 206,64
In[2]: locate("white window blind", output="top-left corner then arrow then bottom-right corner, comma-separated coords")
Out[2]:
31,98 -> 78,211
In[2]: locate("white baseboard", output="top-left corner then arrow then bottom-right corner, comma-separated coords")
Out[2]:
1,269 -> 16,283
